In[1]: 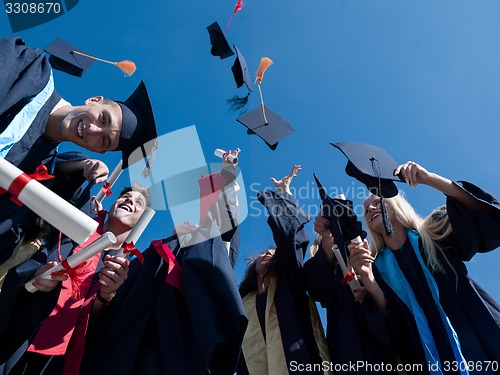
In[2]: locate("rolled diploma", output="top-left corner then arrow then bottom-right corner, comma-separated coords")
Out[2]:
0,158 -> 98,244
333,194 -> 362,293
332,244 -> 362,294
95,160 -> 123,202
24,231 -> 117,292
214,149 -> 237,164
116,207 -> 156,257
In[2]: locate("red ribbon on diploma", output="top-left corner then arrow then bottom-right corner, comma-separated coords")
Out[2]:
123,241 -> 144,264
102,181 -> 113,197
0,164 -> 54,206
341,271 -> 356,285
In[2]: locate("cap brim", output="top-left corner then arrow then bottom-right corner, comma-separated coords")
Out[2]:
236,106 -> 294,150
332,142 -> 405,198
44,38 -> 94,77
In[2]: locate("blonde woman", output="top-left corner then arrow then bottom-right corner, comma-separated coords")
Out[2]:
364,161 -> 500,375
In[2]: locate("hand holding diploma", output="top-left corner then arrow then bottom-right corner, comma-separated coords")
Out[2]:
116,207 -> 155,260
25,232 -> 117,292
94,160 -> 123,203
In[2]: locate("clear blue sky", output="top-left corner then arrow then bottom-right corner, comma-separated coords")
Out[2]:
2,0 -> 498,305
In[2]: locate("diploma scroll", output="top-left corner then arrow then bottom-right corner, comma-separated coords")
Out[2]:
332,244 -> 362,294
95,160 -> 123,202
24,232 -> 117,293
0,157 -> 98,244
333,194 -> 362,294
116,207 -> 156,257
214,149 -> 238,164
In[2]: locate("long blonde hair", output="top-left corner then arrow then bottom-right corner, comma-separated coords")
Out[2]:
364,194 -> 452,273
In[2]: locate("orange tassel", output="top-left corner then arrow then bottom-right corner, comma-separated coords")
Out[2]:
72,51 -> 137,76
115,60 -> 136,76
256,57 -> 273,84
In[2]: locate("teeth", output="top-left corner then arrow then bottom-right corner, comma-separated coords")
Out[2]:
77,121 -> 83,137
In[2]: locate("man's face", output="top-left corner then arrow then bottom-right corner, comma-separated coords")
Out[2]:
108,191 -> 147,229
58,97 -> 123,153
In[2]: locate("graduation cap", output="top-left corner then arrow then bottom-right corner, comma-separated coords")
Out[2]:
236,106 -> 294,150
115,81 -> 158,168
227,45 -> 252,112
331,142 -> 406,236
313,173 -> 366,263
45,38 -> 94,77
44,38 -> 136,77
231,45 -> 252,91
207,22 -> 234,60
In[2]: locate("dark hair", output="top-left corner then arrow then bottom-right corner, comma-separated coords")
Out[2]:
121,183 -> 151,207
239,246 -> 277,298
239,258 -> 258,298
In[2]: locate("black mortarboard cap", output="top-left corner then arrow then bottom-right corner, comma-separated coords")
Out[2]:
313,173 -> 366,245
236,106 -> 294,150
44,38 -> 94,77
332,142 -> 405,237
332,142 -> 405,198
231,45 -> 252,91
115,81 -> 158,168
207,22 -> 234,60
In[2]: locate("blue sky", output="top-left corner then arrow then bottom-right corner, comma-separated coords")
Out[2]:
2,0 -> 499,305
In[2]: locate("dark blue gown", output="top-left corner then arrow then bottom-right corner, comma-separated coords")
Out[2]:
0,36 -> 62,264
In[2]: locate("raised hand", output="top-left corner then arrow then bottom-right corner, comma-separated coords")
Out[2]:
270,165 -> 302,194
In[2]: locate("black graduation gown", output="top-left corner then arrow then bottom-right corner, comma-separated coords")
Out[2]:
82,231 -> 247,375
304,248 -> 394,375
375,181 -> 500,375
0,164 -> 95,374
0,37 -> 62,264
239,190 -> 325,375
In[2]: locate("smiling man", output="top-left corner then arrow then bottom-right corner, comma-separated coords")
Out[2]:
0,36 -> 157,264
0,186 -> 150,374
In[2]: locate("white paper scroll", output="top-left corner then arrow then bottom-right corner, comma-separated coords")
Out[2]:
214,149 -> 238,164
24,232 -> 117,293
95,160 -> 123,202
116,207 -> 156,257
0,157 -> 98,244
333,194 -> 362,295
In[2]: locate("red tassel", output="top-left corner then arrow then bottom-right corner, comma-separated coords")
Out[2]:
54,260 -> 95,300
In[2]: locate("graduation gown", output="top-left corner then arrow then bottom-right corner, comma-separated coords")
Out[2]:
375,181 -> 500,375
239,191 -> 330,375
0,36 -> 62,263
0,167 -> 96,374
81,230 -> 247,375
304,248 -> 394,375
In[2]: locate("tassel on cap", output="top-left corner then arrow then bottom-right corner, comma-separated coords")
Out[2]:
256,57 -> 273,84
72,50 -> 137,76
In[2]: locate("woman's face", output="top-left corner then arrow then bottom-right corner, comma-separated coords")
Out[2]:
255,249 -> 276,275
364,195 -> 387,234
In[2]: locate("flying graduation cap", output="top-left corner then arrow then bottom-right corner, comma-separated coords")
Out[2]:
331,142 -> 406,237
235,57 -> 295,149
227,45 -> 253,112
207,22 -> 235,59
44,38 -> 136,77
